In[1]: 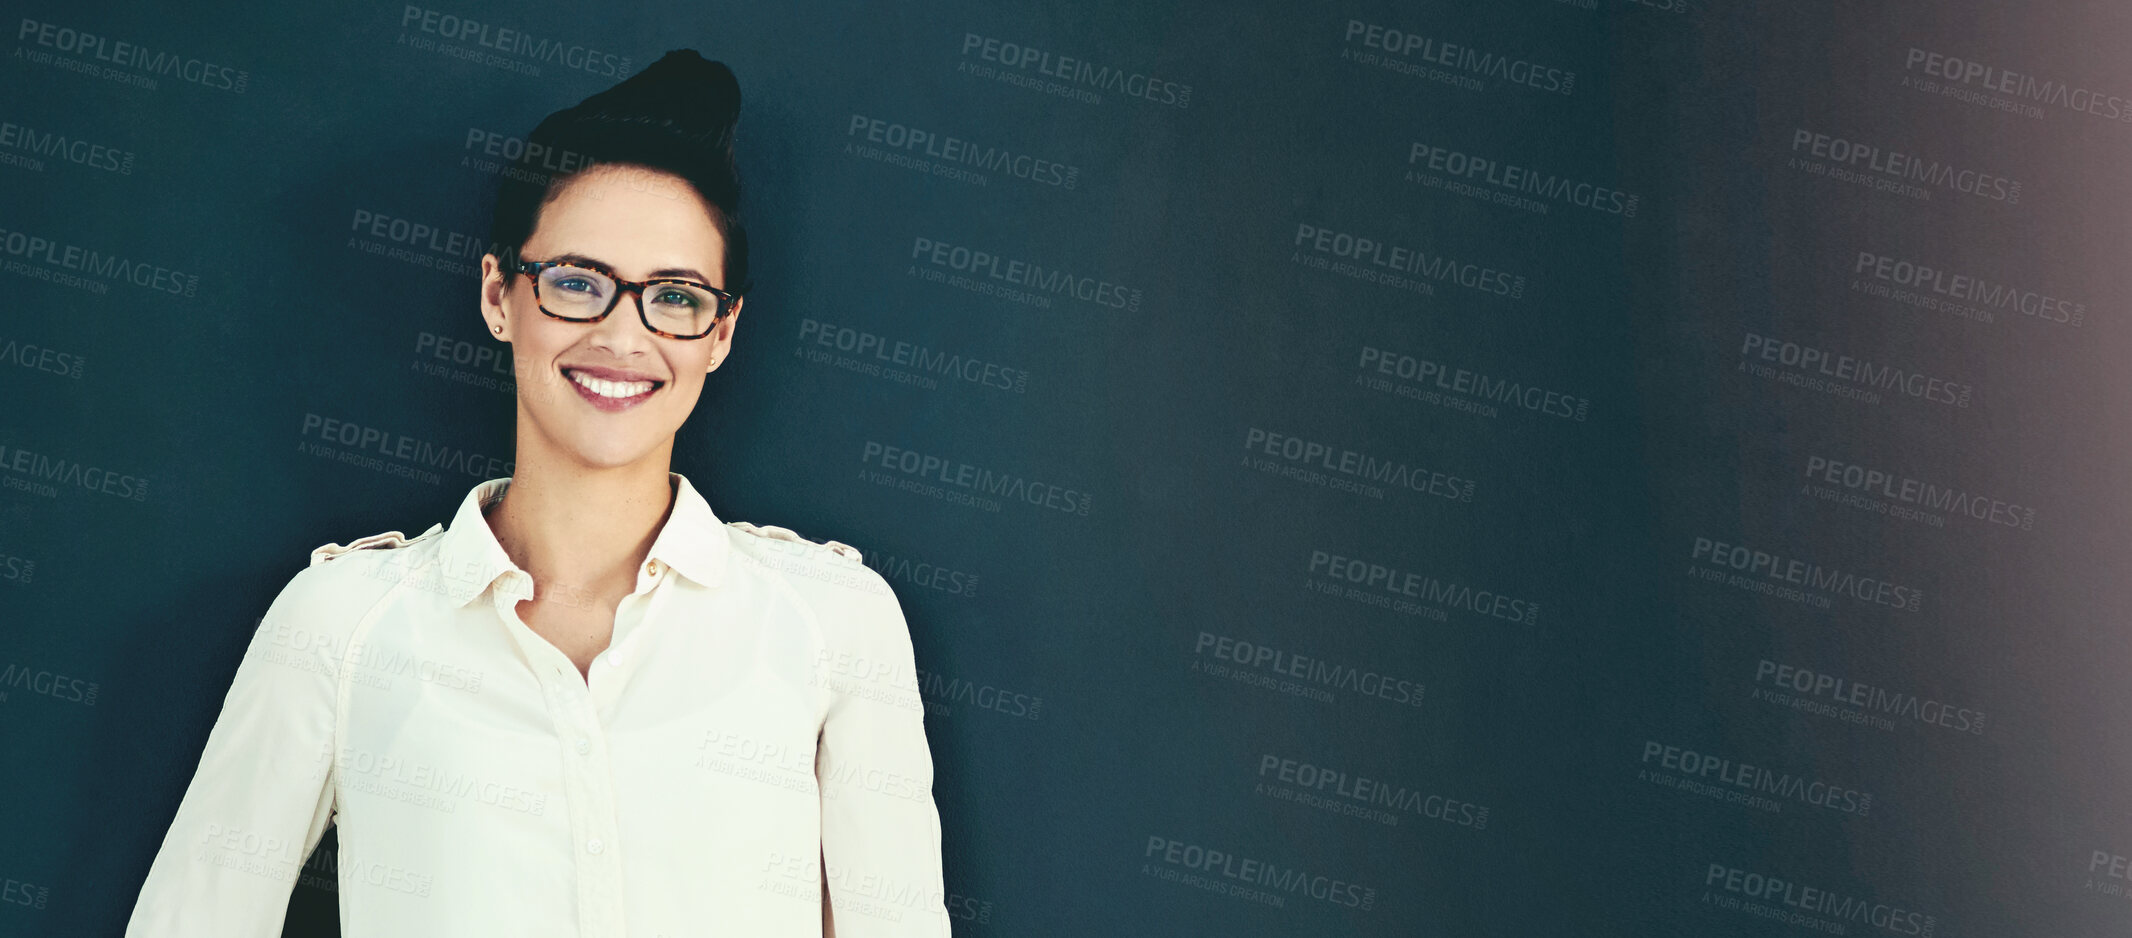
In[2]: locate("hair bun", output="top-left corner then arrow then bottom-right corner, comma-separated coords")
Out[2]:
552,48 -> 741,162
490,49 -> 754,293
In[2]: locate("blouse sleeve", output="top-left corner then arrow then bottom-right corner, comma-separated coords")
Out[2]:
815,577 -> 952,937
125,564 -> 343,937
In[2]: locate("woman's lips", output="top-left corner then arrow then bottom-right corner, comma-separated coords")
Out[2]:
561,367 -> 664,412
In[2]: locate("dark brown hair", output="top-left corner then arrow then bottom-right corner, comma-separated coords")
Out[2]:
486,49 -> 750,294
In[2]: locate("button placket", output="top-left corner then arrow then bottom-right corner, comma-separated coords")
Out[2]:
491,576 -> 577,694
543,666 -> 627,936
488,577 -> 626,935
492,557 -> 643,935
605,571 -> 666,676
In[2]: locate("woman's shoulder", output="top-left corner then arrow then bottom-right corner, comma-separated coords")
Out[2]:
255,523 -> 448,645
721,518 -> 901,605
722,519 -> 865,564
307,522 -> 447,568
283,522 -> 448,607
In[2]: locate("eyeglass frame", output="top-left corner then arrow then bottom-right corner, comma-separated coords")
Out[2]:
506,256 -> 742,340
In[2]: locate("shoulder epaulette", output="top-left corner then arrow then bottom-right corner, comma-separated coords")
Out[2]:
309,522 -> 444,567
725,520 -> 863,564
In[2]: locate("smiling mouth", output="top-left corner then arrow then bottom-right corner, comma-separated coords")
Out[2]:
560,367 -> 666,409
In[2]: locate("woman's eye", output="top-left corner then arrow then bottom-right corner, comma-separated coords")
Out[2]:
653,289 -> 701,308
555,277 -> 598,294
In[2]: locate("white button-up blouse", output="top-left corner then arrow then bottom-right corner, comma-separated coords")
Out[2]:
125,472 -> 950,937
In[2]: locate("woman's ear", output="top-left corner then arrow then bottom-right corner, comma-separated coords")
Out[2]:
480,253 -> 512,340
705,303 -> 739,372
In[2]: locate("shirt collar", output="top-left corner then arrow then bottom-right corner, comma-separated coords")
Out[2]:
434,471 -> 730,607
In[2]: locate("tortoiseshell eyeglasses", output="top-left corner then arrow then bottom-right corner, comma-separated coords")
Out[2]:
508,256 -> 741,340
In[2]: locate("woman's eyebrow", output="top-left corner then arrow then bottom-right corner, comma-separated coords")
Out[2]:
552,251 -> 711,282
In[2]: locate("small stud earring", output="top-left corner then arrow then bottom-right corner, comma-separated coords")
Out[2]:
492,323 -> 503,334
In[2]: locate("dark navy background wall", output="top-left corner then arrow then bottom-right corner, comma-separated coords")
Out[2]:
8,1 -> 2132,935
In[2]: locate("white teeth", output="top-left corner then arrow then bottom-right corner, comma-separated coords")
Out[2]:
566,369 -> 655,399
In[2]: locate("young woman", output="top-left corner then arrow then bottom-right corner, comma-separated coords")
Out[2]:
127,49 -> 949,937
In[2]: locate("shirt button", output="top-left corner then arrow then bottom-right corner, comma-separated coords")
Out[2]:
644,559 -> 660,577
576,738 -> 591,755
587,837 -> 605,855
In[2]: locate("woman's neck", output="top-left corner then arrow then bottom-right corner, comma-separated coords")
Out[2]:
484,460 -> 677,603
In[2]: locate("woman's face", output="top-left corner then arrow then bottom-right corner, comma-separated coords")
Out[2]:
478,163 -> 740,472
